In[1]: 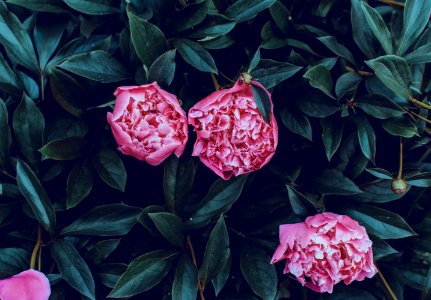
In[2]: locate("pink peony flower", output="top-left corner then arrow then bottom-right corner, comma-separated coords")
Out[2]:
107,83 -> 189,166
188,80 -> 278,180
0,269 -> 51,300
271,212 -> 377,293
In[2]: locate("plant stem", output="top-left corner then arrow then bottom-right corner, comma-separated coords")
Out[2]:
219,71 -> 236,83
376,0 -> 405,7
377,268 -> 399,300
186,235 -> 205,300
30,224 -> 42,270
403,108 -> 431,125
210,74 -> 221,91
411,98 -> 431,111
345,66 -> 373,77
397,137 -> 403,179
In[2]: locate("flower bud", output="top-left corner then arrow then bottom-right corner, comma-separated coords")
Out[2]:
391,178 -> 407,195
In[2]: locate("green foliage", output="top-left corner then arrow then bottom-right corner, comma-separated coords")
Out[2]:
0,0 -> 431,299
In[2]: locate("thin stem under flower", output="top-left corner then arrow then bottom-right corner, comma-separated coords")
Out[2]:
376,0 -> 405,7
187,235 -> 205,300
377,268 -> 399,300
397,137 -> 403,179
30,224 -> 42,270
210,74 -> 221,91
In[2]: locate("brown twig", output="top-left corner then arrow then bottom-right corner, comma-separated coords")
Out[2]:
403,108 -> 431,125
376,0 -> 405,7
345,66 -> 373,77
377,268 -> 399,300
210,74 -> 221,91
187,235 -> 205,300
397,137 -> 403,179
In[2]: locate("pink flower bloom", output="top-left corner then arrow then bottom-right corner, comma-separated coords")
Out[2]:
0,269 -> 51,300
188,80 -> 278,180
107,83 -> 189,166
271,213 -> 377,293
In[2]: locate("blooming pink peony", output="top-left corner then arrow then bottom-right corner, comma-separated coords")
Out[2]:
188,80 -> 278,180
107,83 -> 188,166
271,212 -> 377,293
0,269 -> 51,300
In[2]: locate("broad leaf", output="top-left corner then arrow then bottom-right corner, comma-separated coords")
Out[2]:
166,0 -> 209,32
310,169 -> 362,195
0,248 -> 30,278
355,94 -> 404,119
365,168 -> 393,180
148,212 -> 184,247
405,43 -> 431,64
287,185 -> 317,217
67,159 -> 93,209
251,83 -> 272,124
148,49 -> 176,87
335,72 -> 361,99
6,0 -> 67,13
318,36 -> 356,65
225,0 -> 277,22
353,115 -> 376,163
382,116 -> 418,138
281,108 -> 312,141
172,255 -> 198,300
0,52 -> 22,95
0,98 -> 11,167
92,148 -> 127,192
351,0 -> 377,59
39,136 -> 87,160
173,39 -> 217,74
84,239 -> 121,265
303,65 -> 335,99
252,59 -> 302,89
62,0 -> 120,15
321,117 -> 344,161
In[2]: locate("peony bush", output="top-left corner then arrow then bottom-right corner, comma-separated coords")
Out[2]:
1,0 -> 431,299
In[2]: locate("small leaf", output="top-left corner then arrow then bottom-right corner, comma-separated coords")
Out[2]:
351,180 -> 407,203
269,0 -> 290,35
189,13 -> 235,39
248,47 -> 261,73
6,0 -> 67,13
397,0 -> 431,55
34,16 -> 66,69
321,117 -> 344,161
303,65 -> 335,99
172,255 -> 198,300
0,98 -> 11,167
108,250 -> 178,298
287,185 -> 317,217
281,108 -> 312,141
360,1 -> 393,54
13,94 -> 45,168
84,239 -> 121,265
318,36 -> 356,65
98,263 -> 127,289
310,169 -> 362,195
51,239 -> 95,300
39,137 -> 87,161
16,159 -> 56,233
355,94 -> 404,119
212,253 -> 231,296
351,0 -> 377,59
62,0 -> 120,15
67,159 -> 93,209
166,0 -> 209,32
58,50 -> 129,83
382,116 -> 418,138
61,204 -> 141,236
339,204 -> 417,239
199,216 -> 230,285
92,148 -> 127,192
240,243 -> 277,300
335,72 -> 361,99
251,83 -> 272,124
406,172 -> 431,187
148,49 -> 176,87
366,55 -> 412,100
252,59 -> 302,89
148,212 -> 184,247
366,168 -> 393,180
0,51 -> 22,95
297,92 -> 340,118
405,43 -> 431,64
173,39 -> 218,74
225,0 -> 277,22
353,114 -> 376,163
372,236 -> 398,261
0,1 -> 38,72
127,10 -> 169,67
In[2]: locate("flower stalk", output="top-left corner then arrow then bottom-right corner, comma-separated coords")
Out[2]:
30,224 -> 42,270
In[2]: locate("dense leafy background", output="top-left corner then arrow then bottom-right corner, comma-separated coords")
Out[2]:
0,0 -> 431,299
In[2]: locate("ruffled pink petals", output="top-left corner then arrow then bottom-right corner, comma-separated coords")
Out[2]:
0,269 -> 51,300
188,79 -> 278,180
107,82 -> 188,165
271,213 -> 377,293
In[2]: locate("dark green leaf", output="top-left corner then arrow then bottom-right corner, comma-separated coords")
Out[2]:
84,239 -> 121,265
148,212 -> 184,247
138,205 -> 166,236
423,265 -> 431,300
6,0 -> 67,13
189,13 -> 235,39
98,263 -> 127,288
199,216 -> 230,284
34,16 -> 66,69
108,250 -> 178,298
310,169 -> 362,195
351,179 -> 408,203
355,94 -> 404,119
92,148 -> 127,192
163,156 -> 195,215
287,185 -> 317,217
405,43 -> 431,64
251,83 -> 272,124
39,136 -> 87,161
335,72 -> 361,98
321,117 -> 344,161
297,92 -> 340,118
269,0 -> 290,35
185,175 -> 247,229
61,204 -> 141,236
128,10 -> 169,67
0,1 -> 38,71
406,172 -> 431,187
382,116 -> 418,138
172,255 -> 198,300
225,0 -> 277,22
353,114 -> 376,163
240,243 -> 277,300
58,50 -> 129,83
366,55 -> 412,100
212,252 -> 231,296
62,0 -> 120,15
372,236 -> 398,261
51,239 -> 95,300
0,51 -> 22,95
318,36 -> 356,65
252,59 -> 302,89
0,98 -> 11,167
67,159 -> 93,209
173,39 -> 217,74
0,248 -> 30,278
148,49 -> 176,87
13,94 -> 45,168
366,168 -> 393,180
360,1 -> 393,54
16,159 -> 56,233
166,0 -> 208,32
303,65 -> 335,99
351,0 -> 376,59
248,47 -> 260,73
200,35 -> 235,49
281,108 -> 312,141
339,204 -> 417,239
397,0 -> 431,55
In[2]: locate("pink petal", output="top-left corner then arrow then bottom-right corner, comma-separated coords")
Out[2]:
0,270 -> 51,300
